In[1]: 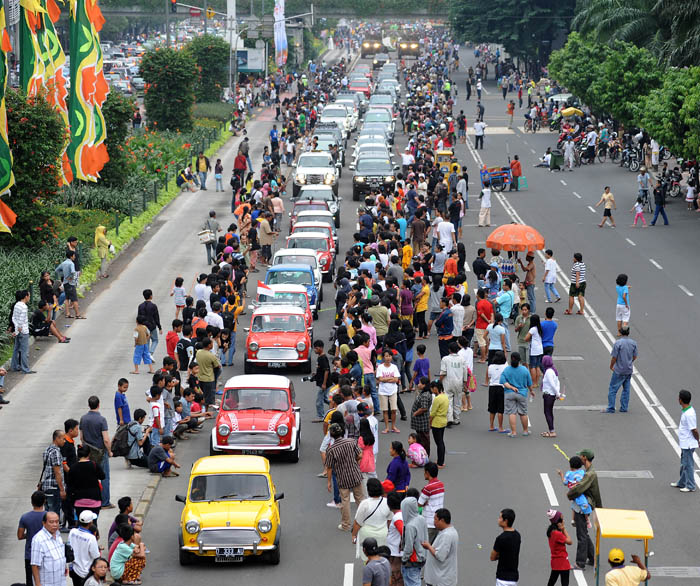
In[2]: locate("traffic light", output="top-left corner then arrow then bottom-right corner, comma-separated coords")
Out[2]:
206,7 -> 215,18
170,0 -> 177,13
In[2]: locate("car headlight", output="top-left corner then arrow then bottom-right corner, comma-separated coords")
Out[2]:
185,520 -> 200,534
257,519 -> 273,533
328,203 -> 338,212
373,59 -> 378,64
363,42 -> 369,47
296,173 -> 306,184
277,424 -> 289,437
249,341 -> 259,352
324,173 -> 334,184
373,43 -> 380,48
355,176 -> 365,182
400,43 -> 407,48
296,341 -> 306,352
218,423 -> 231,436
385,175 -> 395,182
411,43 -> 418,48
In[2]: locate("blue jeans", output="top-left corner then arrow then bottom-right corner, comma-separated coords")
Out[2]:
678,448 -> 696,490
0,373 -> 4,388
205,242 -> 216,265
316,386 -> 328,418
332,471 -> 340,504
11,333 -> 30,373
151,427 -> 161,449
101,450 -> 111,507
216,177 -> 223,191
364,373 -> 379,413
606,372 -> 632,412
503,325 -> 511,351
149,328 -> 159,354
220,337 -> 236,366
198,171 -> 208,188
401,564 -> 423,586
544,282 -> 560,301
651,205 -> 669,225
164,416 -> 173,437
526,284 -> 536,314
45,487 -> 62,515
246,155 -> 253,171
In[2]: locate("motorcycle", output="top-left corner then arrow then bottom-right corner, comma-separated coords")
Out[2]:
620,145 -> 640,172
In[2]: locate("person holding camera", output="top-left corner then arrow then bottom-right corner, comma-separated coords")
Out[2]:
545,510 -> 572,586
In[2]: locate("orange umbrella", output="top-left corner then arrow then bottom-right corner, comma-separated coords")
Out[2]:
485,223 -> 545,252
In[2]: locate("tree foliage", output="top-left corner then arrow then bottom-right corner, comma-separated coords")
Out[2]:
140,48 -> 197,132
100,91 -> 136,187
0,89 -> 66,248
185,34 -> 230,103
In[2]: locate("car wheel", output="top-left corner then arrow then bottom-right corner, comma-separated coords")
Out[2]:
302,358 -> 312,374
244,359 -> 253,374
335,215 -> 340,229
313,309 -> 318,320
319,285 -> 324,302
179,537 -> 195,566
209,440 -> 217,456
322,270 -> 332,283
287,433 -> 300,463
266,544 -> 281,565
292,185 -> 300,198
353,189 -> 359,201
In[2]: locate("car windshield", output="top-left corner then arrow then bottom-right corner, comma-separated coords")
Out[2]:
189,473 -> 270,501
257,291 -> 307,309
293,226 -> 331,237
323,107 -> 346,117
288,237 -> 329,251
251,313 -> 305,332
365,111 -> 391,123
358,147 -> 389,158
316,139 -> 335,150
299,190 -> 333,201
274,254 -> 317,267
222,387 -> 290,411
266,270 -> 313,285
357,159 -> 392,173
351,80 -> 370,88
298,155 -> 333,167
371,95 -> 393,105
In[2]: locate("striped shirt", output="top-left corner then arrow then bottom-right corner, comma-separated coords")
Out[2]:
418,478 -> 446,528
40,444 -> 63,492
325,438 -> 362,489
570,262 -> 586,284
31,527 -> 66,586
12,301 -> 29,335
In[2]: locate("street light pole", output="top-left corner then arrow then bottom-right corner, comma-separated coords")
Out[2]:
165,0 -> 171,47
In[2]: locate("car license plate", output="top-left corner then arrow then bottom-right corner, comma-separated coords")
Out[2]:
268,362 -> 285,368
242,449 -> 262,455
215,547 -> 244,562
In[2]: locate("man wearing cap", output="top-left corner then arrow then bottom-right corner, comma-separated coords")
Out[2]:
605,549 -> 650,586
567,449 -> 601,570
68,511 -> 100,586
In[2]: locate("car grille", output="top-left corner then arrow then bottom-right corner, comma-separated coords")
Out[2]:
308,174 -> 324,184
257,348 -> 298,360
198,528 -> 261,547
227,432 -> 280,446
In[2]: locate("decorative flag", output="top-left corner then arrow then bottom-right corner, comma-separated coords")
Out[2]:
0,198 -> 17,233
273,0 -> 287,67
0,4 -> 15,195
19,0 -> 47,96
257,280 -> 276,297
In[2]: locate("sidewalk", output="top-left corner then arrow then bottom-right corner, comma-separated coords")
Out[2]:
0,108 -> 275,583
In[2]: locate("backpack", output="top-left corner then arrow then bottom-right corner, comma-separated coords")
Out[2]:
111,421 -> 138,457
221,310 -> 235,331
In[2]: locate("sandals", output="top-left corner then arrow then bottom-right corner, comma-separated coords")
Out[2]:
576,311 -> 584,315
563,310 -> 572,315
541,431 -> 557,437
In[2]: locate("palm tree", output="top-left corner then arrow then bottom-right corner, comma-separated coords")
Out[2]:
659,0 -> 700,66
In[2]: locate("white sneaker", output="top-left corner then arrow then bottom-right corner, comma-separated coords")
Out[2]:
670,482 -> 680,487
327,501 -> 340,508
679,487 -> 695,492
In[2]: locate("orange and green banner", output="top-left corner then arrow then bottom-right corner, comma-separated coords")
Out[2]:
0,4 -> 15,195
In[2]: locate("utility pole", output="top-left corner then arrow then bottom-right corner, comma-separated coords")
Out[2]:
203,0 -> 208,34
165,0 -> 171,47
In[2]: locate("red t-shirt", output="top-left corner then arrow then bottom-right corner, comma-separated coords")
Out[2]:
549,529 -> 570,570
475,299 -> 493,329
166,331 -> 179,360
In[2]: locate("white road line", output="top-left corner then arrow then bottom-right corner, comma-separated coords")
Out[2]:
560,179 -> 567,186
625,238 -> 636,246
539,473 -> 559,506
679,284 -> 694,297
572,191 -> 582,199
649,258 -> 663,269
587,206 -> 596,213
343,563 -> 353,586
530,148 -> 536,154
573,569 -> 588,586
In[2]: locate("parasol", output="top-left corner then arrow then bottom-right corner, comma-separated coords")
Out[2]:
485,223 -> 545,252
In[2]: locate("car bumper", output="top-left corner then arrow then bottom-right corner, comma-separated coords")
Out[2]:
181,545 -> 277,556
246,357 -> 308,365
211,428 -> 298,452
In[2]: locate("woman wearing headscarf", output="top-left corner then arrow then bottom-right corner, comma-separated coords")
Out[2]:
541,355 -> 561,437
351,478 -> 392,561
94,225 -> 112,279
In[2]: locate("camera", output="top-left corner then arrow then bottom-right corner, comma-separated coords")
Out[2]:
301,375 -> 314,382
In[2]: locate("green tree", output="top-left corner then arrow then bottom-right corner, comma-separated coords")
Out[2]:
140,48 -> 197,132
0,89 -> 65,248
185,34 -> 230,102
588,40 -> 662,125
100,91 -> 136,187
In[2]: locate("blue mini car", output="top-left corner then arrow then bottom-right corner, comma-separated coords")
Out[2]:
264,264 -> 321,319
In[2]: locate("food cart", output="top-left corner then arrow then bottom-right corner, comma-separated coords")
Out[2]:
436,149 -> 461,176
594,508 -> 654,586
480,165 -> 512,192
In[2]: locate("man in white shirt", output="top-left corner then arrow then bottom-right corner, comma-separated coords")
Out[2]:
437,218 -> 457,253
376,350 -> 401,434
563,137 -> 575,171
542,249 -> 561,303
68,510 -> 100,585
193,274 -> 212,312
478,184 -> 492,227
401,148 -> 415,174
439,341 -> 469,425
584,126 -> 597,163
474,121 -> 487,150
673,389 -> 699,492
11,289 -> 34,374
450,295 -> 465,339
31,512 -> 66,586
205,302 -> 225,329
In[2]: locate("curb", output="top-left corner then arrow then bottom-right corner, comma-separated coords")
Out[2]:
133,473 -> 162,520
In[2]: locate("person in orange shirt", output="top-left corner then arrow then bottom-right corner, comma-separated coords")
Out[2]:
443,249 -> 459,283
507,100 -> 515,129
402,240 -> 413,270
509,155 -> 523,192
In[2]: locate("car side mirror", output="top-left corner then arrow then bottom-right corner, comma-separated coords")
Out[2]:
349,165 -> 355,171
244,327 -> 250,332
293,406 -> 301,412
394,165 -> 400,172
275,492 -> 285,501
175,494 -> 186,503
337,196 -> 343,201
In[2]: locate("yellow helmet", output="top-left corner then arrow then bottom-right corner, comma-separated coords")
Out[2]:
608,548 -> 625,564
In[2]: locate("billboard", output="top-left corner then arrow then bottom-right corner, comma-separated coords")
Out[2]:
236,48 -> 265,72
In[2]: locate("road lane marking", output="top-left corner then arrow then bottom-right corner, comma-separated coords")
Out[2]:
343,563 -> 353,586
596,470 -> 654,479
573,569 -> 588,586
530,148 -> 536,154
554,404 -> 608,411
560,179 -> 567,186
679,284 -> 694,297
651,567 -> 700,578
625,238 -> 636,246
572,191 -> 582,199
551,355 -> 584,361
649,259 -> 663,269
587,206 -> 596,213
539,473 -> 559,506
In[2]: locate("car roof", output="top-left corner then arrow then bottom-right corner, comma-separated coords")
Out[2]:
293,221 -> 333,229
252,304 -> 306,316
261,284 -> 308,293
296,210 -> 333,216
275,246 -> 321,254
191,455 -> 271,475
287,231 -> 332,239
267,263 -> 314,271
298,184 -> 333,192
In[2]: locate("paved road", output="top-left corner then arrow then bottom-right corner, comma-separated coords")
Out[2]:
4,46 -> 699,586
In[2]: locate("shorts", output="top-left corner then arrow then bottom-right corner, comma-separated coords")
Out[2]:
603,208 -> 612,217
200,380 -> 216,406
615,304 -> 630,322
496,580 -> 518,586
488,385 -> 504,414
529,354 -> 542,369
569,282 -> 586,297
504,392 -> 528,416
475,328 -> 487,348
133,343 -> 152,365
64,283 -> 78,302
33,325 -> 50,337
487,349 -> 502,364
543,346 -> 553,356
379,393 -> 398,411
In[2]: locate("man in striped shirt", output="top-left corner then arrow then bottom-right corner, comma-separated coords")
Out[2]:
566,253 -> 586,316
11,289 -> 35,374
419,462 -> 446,543
325,423 -> 366,531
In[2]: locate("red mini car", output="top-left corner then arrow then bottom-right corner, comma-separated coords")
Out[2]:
210,374 -> 300,462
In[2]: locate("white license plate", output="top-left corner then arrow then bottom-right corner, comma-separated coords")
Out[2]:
215,547 -> 244,562
268,362 -> 285,368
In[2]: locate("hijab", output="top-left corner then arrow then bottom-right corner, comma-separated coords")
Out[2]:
94,225 -> 107,247
541,354 -> 558,376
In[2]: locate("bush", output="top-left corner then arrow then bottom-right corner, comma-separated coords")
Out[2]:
60,175 -> 159,215
193,102 -> 235,122
101,91 -> 136,187
49,207 -> 116,247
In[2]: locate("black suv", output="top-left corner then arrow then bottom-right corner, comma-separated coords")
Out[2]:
352,156 -> 397,201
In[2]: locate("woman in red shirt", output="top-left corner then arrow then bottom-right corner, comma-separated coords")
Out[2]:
546,509 -> 573,586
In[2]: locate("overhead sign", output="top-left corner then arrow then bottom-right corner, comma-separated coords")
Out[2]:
190,7 -> 201,16
237,48 -> 265,72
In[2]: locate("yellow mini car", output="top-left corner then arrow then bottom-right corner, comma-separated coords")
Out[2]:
175,455 -> 284,565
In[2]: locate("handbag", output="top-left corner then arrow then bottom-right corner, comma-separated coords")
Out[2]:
198,219 -> 216,244
64,542 -> 75,563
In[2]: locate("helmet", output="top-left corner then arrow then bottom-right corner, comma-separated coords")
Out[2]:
608,548 -> 625,564
640,166 -> 646,172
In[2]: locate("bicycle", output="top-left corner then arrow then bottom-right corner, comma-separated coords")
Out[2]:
523,117 -> 539,133
596,142 -> 607,163
639,189 -> 652,213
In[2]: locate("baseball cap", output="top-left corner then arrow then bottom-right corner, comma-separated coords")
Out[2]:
79,510 -> 98,523
381,479 -> 395,493
578,448 -> 595,460
608,548 -> 625,564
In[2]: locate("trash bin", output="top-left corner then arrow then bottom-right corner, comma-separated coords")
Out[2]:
550,149 -> 564,171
